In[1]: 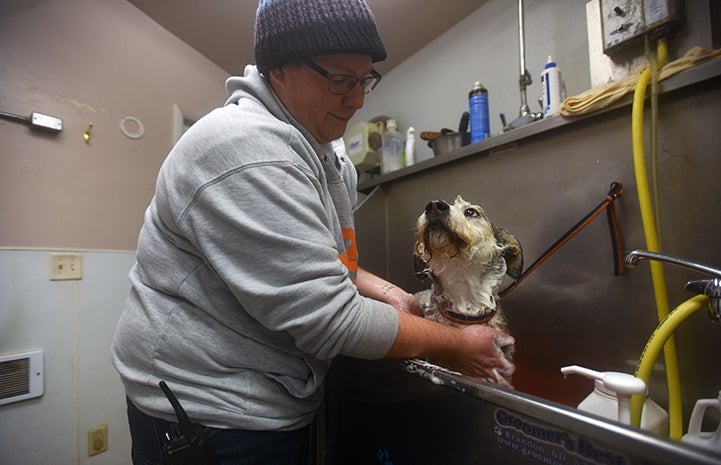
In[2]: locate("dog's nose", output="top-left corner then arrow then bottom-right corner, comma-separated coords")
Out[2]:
425,200 -> 450,217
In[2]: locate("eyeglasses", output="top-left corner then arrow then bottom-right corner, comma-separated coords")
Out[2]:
302,59 -> 382,95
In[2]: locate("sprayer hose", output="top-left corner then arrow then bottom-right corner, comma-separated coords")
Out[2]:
631,295 -> 709,432
630,38 -> 683,439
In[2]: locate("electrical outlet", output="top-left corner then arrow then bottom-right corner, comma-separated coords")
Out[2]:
88,424 -> 108,456
49,252 -> 83,280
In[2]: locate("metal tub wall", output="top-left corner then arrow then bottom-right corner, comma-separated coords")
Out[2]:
323,71 -> 721,463
324,359 -> 720,465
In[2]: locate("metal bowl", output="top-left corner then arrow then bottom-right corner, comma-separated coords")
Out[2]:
428,132 -> 470,156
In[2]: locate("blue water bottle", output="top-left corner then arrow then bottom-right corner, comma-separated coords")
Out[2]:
469,81 -> 489,143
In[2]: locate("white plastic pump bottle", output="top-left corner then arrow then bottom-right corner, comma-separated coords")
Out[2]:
561,365 -> 669,436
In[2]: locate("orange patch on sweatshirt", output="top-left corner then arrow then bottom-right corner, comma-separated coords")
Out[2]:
338,228 -> 358,281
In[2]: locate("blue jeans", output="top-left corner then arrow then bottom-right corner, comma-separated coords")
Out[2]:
126,398 -> 311,465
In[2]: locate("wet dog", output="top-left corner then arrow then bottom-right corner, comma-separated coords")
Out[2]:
413,195 -> 523,336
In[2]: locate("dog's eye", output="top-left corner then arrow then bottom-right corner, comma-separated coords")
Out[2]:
464,208 -> 480,218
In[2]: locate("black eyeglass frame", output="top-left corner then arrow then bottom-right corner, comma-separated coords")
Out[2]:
302,59 -> 382,95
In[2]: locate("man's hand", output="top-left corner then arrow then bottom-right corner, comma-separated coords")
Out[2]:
455,324 -> 515,388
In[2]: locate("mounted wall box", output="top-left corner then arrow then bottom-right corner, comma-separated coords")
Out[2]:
0,350 -> 44,406
30,112 -> 63,132
600,0 -> 681,56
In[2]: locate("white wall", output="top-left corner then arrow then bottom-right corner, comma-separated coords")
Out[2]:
351,0 -> 592,163
0,0 -> 228,464
351,0 -> 713,163
0,249 -> 135,465
0,0 -> 228,250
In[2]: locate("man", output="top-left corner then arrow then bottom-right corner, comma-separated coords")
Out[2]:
111,1 -> 515,463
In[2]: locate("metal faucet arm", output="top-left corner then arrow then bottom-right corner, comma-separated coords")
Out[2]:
624,249 -> 721,323
624,249 -> 721,279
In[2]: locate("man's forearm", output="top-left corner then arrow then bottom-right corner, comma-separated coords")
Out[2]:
355,267 -> 422,316
384,309 -> 458,361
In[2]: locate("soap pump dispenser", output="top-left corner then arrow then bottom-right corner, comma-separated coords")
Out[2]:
561,365 -> 669,436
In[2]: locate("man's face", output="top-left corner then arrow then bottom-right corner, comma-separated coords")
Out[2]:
270,54 -> 374,144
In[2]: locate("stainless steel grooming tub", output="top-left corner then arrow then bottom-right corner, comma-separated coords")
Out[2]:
322,358 -> 721,465
323,61 -> 721,465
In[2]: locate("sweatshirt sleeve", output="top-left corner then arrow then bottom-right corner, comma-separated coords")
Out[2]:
175,157 -> 399,360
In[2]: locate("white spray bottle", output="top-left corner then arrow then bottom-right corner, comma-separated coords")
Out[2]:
561,365 -> 669,436
541,55 -> 564,117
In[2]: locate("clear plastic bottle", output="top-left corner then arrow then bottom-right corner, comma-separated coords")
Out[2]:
469,81 -> 489,143
381,119 -> 404,174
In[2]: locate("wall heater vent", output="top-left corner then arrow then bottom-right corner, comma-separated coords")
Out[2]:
0,350 -> 44,406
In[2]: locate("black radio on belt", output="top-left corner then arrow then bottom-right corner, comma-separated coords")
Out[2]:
159,381 -> 220,465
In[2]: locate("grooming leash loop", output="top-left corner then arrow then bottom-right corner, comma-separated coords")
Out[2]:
500,182 -> 625,298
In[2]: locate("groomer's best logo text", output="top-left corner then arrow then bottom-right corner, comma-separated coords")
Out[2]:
494,409 -> 628,465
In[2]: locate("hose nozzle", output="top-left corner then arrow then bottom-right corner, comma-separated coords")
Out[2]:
686,278 -> 721,324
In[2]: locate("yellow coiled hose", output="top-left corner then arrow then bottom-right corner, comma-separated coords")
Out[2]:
630,39 -> 684,439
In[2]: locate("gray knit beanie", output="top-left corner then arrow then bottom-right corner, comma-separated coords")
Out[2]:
254,0 -> 387,75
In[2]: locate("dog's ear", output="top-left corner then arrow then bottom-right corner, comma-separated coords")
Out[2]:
494,226 -> 524,280
414,253 -> 429,280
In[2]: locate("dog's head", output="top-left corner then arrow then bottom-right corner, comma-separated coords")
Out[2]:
413,195 -> 523,321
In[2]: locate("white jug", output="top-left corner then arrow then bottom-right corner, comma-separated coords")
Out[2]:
561,365 -> 669,436
682,390 -> 721,451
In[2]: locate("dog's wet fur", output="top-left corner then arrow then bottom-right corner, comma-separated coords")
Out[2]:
413,195 -> 523,340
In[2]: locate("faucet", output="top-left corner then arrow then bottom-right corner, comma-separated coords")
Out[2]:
625,249 -> 721,324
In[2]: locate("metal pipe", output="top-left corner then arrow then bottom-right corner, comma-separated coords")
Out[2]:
517,0 -> 530,114
504,0 -> 541,130
518,0 -> 526,77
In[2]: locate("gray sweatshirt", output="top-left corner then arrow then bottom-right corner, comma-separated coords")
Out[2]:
111,65 -> 399,431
